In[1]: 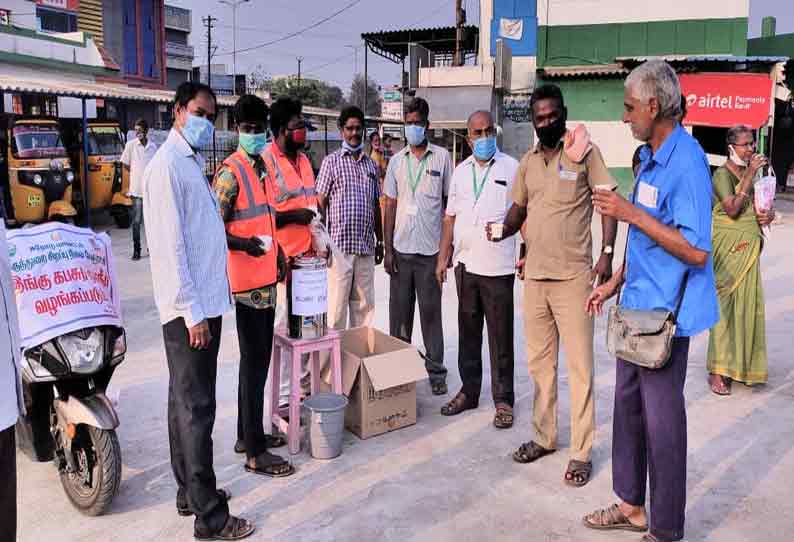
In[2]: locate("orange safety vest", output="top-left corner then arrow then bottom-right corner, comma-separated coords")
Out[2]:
260,142 -> 317,258
222,150 -> 279,293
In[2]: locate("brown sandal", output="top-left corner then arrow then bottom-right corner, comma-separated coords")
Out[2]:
582,503 -> 648,532
244,452 -> 296,478
194,515 -> 255,541
564,459 -> 592,487
709,373 -> 731,396
493,403 -> 514,429
440,391 -> 478,416
512,441 -> 555,464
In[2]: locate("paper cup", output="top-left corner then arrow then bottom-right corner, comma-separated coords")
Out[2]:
489,223 -> 504,240
257,235 -> 273,252
594,184 -> 615,192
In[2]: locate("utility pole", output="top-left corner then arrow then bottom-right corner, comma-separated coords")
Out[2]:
203,15 -> 217,173
219,0 -> 250,96
454,0 -> 465,67
203,15 -> 216,88
346,44 -> 360,77
297,56 -> 303,88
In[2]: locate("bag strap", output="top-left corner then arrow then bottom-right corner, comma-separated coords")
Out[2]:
615,163 -> 689,323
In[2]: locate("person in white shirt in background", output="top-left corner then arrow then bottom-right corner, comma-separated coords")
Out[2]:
436,110 -> 520,429
0,219 -> 23,542
120,118 -> 158,261
142,81 -> 254,541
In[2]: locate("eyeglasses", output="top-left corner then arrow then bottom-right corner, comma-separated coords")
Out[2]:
734,141 -> 756,150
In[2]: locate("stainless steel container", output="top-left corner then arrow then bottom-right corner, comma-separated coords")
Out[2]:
288,255 -> 328,339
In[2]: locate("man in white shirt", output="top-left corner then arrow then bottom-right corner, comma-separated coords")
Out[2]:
120,118 -> 158,261
436,110 -> 519,429
142,81 -> 254,541
383,98 -> 452,395
0,220 -> 23,542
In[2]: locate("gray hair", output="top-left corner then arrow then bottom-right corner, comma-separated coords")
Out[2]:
726,124 -> 754,146
467,110 -> 493,130
625,60 -> 682,120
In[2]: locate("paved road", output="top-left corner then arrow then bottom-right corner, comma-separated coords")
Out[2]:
16,201 -> 794,541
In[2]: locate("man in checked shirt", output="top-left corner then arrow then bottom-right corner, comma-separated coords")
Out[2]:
317,105 -> 384,331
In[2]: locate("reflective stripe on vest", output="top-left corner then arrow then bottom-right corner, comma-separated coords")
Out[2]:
261,149 -> 313,204
227,154 -> 275,221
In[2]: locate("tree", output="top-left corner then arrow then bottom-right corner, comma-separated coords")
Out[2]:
348,75 -> 382,117
264,76 -> 344,110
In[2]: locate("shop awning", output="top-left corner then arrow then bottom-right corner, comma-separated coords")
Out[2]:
541,64 -> 628,78
415,86 -> 495,130
362,25 -> 479,64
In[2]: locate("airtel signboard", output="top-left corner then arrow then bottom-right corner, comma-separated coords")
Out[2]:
680,73 -> 774,129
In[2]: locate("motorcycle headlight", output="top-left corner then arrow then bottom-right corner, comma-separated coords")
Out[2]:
65,171 -> 74,183
58,329 -> 104,374
111,331 -> 126,366
33,174 -> 43,186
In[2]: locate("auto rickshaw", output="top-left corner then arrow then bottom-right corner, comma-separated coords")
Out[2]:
2,118 -> 77,225
68,121 -> 132,228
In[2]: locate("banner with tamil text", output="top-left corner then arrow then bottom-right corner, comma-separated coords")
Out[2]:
7,223 -> 122,350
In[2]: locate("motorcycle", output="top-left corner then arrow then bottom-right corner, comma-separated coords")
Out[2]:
15,325 -> 127,516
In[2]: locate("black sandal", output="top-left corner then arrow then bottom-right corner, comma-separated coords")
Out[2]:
194,515 -> 255,541
431,381 -> 448,396
564,459 -> 592,487
178,488 -> 231,517
440,391 -> 478,416
493,404 -> 514,429
512,441 -> 555,464
244,452 -> 296,478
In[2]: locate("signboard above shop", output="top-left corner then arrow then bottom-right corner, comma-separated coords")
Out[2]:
35,0 -> 80,11
680,73 -> 774,129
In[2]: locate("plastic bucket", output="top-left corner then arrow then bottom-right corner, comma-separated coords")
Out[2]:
303,393 -> 348,460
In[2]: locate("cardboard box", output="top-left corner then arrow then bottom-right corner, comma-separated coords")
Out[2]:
339,327 -> 427,439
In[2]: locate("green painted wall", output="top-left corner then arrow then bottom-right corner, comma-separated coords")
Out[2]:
537,77 -> 625,121
748,33 -> 794,56
610,168 -> 634,196
537,18 -> 748,67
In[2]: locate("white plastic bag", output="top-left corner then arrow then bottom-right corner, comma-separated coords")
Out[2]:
754,172 -> 777,233
309,215 -> 330,258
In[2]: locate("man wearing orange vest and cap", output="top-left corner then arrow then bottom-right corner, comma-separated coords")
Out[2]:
213,95 -> 295,478
260,97 -> 319,408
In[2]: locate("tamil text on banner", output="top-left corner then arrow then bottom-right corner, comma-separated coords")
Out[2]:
680,73 -> 774,129
7,223 -> 121,350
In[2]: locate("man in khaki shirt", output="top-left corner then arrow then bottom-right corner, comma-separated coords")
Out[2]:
492,84 -> 617,487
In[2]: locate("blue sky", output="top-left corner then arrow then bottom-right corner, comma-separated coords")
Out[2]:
170,0 -> 794,93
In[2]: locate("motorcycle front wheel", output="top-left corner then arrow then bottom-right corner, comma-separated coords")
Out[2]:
59,426 -> 122,516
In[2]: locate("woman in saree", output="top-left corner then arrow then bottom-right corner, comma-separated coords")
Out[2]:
708,125 -> 776,395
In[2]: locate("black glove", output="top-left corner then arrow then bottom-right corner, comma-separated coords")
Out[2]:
277,246 -> 287,282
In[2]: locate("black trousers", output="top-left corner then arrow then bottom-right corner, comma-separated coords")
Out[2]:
0,425 -> 16,542
454,264 -> 515,406
163,317 -> 228,534
388,251 -> 447,384
234,302 -> 275,459
131,197 -> 143,252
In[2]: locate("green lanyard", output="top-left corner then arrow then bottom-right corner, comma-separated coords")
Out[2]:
406,152 -> 430,195
471,161 -> 493,203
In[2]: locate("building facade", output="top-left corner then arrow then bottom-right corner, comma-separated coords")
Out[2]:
164,4 -> 193,90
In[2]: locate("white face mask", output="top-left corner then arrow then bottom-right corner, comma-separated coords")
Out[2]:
728,145 -> 748,168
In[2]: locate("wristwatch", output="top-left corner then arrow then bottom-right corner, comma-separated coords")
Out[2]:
603,245 -> 614,255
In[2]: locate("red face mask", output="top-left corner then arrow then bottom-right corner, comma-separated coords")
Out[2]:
290,128 -> 307,145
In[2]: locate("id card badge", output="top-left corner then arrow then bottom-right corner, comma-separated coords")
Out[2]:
406,203 -> 418,216
637,181 -> 659,209
559,169 -> 578,181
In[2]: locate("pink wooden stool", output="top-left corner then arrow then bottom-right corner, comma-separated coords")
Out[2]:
269,327 -> 343,454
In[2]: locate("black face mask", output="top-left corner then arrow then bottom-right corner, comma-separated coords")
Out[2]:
536,116 -> 567,148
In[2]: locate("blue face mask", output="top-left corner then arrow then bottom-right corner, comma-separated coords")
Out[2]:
239,132 -> 267,156
342,140 -> 364,153
181,113 -> 215,149
472,136 -> 497,161
405,124 -> 426,146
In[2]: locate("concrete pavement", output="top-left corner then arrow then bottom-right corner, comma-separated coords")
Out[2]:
16,200 -> 794,541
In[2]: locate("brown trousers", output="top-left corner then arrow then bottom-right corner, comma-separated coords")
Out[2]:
523,270 -> 595,462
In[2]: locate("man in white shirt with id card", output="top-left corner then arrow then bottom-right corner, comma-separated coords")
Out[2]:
436,110 -> 519,429
384,97 -> 452,396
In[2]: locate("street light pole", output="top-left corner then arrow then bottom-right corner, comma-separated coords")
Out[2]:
219,0 -> 250,95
